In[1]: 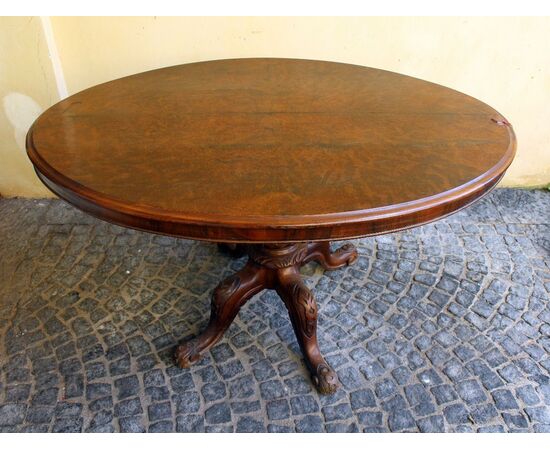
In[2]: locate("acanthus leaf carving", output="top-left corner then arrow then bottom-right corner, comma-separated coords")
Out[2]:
290,281 -> 317,339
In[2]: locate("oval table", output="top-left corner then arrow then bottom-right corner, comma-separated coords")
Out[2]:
26,58 -> 516,394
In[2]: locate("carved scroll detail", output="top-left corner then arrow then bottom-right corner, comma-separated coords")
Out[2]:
333,243 -> 358,265
248,243 -> 309,268
211,274 -> 241,317
289,281 -> 317,339
177,241 -> 352,394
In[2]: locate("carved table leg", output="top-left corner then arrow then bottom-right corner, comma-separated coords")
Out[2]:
175,260 -> 267,367
304,242 -> 358,270
175,241 -> 357,394
275,267 -> 339,394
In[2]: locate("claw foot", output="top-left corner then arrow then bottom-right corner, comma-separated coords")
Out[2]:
174,340 -> 203,368
311,363 -> 339,395
335,243 -> 359,266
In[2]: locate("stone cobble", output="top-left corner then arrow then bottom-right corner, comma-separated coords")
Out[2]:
0,189 -> 549,432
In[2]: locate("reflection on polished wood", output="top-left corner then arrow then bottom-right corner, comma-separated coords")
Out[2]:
27,58 -> 515,243
26,58 -> 516,393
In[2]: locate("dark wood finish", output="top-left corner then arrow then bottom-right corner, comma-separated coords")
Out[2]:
175,242 -> 358,394
26,58 -> 516,394
26,58 -> 515,243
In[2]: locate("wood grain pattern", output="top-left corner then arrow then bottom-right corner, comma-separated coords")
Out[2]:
26,58 -> 516,242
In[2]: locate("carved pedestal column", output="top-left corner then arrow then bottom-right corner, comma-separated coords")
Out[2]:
175,241 -> 358,394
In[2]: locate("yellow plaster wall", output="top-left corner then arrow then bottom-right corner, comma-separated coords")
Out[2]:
0,17 -> 59,197
1,17 -> 549,197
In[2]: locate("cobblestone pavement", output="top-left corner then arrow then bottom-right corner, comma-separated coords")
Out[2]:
0,189 -> 548,433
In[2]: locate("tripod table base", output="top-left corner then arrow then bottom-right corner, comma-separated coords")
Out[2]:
174,241 -> 358,395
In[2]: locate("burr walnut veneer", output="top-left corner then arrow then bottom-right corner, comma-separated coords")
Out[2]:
26,58 -> 516,393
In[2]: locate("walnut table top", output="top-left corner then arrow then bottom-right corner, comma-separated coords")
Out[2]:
27,58 -> 515,243
26,58 -> 516,394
